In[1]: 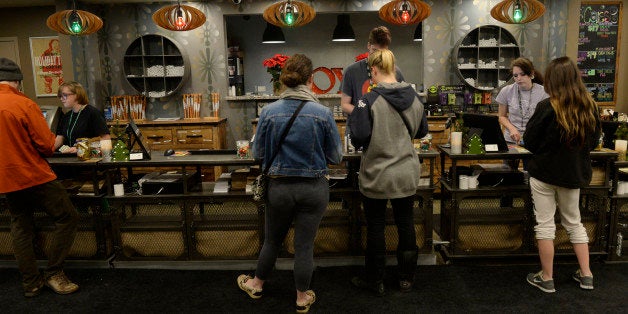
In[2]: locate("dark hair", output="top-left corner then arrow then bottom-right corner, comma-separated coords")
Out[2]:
544,56 -> 598,146
368,26 -> 392,47
511,57 -> 543,85
279,54 -> 312,88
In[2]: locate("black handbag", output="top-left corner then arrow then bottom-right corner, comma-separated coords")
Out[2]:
252,100 -> 307,202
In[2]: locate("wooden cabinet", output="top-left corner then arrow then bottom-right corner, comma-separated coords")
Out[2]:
110,118 -> 227,180
453,25 -> 520,91
126,118 -> 226,151
427,116 -> 449,147
124,35 -> 186,98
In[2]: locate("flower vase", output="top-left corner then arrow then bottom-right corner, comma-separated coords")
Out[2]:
273,81 -> 285,96
111,140 -> 130,161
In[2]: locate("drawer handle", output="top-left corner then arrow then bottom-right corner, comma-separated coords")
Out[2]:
186,134 -> 203,138
147,135 -> 164,139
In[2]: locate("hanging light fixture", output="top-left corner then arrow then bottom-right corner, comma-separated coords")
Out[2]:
413,22 -> 422,42
379,0 -> 431,26
332,14 -> 355,42
46,0 -> 103,36
263,0 -> 316,28
490,0 -> 545,24
152,0 -> 206,31
262,22 -> 286,44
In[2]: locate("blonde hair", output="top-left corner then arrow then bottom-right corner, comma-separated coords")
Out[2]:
368,49 -> 395,75
58,81 -> 89,105
543,56 -> 598,146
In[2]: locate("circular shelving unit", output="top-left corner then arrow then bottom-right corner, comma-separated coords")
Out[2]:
123,35 -> 187,98
453,25 -> 521,91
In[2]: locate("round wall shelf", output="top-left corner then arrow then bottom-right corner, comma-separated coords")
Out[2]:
123,35 -> 187,98
453,25 -> 520,91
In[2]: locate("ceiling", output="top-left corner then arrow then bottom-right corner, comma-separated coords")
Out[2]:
0,0 -> 159,8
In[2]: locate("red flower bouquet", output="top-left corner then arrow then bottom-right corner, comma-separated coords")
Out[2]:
263,54 -> 290,93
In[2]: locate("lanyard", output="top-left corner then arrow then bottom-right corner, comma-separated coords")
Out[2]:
66,106 -> 84,145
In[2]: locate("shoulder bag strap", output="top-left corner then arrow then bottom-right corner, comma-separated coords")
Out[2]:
262,100 -> 307,175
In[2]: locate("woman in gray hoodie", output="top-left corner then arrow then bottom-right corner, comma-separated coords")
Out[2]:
349,49 -> 428,296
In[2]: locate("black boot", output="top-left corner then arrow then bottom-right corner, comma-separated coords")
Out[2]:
397,248 -> 418,292
352,255 -> 386,296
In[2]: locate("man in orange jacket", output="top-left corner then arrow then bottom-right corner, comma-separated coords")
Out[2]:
0,57 -> 79,297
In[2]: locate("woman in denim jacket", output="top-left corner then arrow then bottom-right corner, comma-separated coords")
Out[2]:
237,54 -> 342,313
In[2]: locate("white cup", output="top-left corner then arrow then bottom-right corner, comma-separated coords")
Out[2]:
100,139 -> 112,162
451,132 -> 463,154
459,175 -> 469,189
616,140 -> 627,160
468,177 -> 478,189
113,183 -> 124,196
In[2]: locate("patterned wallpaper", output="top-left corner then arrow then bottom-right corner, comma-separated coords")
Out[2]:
68,0 -> 568,147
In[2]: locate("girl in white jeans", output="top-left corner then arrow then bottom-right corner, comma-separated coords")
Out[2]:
522,56 -> 600,293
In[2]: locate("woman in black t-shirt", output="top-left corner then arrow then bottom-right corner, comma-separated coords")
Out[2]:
54,81 -> 109,153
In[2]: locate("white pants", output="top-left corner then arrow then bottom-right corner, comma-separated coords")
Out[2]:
529,177 -> 589,243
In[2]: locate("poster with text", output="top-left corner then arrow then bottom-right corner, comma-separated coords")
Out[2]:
29,36 -> 63,97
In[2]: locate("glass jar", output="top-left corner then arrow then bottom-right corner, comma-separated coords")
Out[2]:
76,138 -> 91,161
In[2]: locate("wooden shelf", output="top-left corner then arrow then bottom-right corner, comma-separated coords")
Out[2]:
123,35 -> 186,98
453,25 -> 521,91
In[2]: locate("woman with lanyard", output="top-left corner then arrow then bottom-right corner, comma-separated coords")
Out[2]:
496,57 -> 549,149
496,58 -> 548,207
54,81 -> 110,154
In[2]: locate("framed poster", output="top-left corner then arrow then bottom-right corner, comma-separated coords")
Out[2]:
577,2 -> 622,106
29,36 -> 63,97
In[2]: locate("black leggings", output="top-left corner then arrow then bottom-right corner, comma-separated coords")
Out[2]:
362,195 -> 416,257
255,177 -> 329,292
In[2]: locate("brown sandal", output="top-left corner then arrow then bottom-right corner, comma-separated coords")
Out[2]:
237,274 -> 263,299
399,280 -> 413,292
296,290 -> 316,313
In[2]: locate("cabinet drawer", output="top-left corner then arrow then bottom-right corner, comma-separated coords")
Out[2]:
175,127 -> 214,148
428,123 -> 448,146
142,128 -> 174,149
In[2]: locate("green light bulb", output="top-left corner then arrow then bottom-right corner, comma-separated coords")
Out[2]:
71,20 -> 82,34
513,8 -> 523,23
284,12 -> 294,25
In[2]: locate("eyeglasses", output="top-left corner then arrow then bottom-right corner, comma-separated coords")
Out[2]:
512,72 -> 528,78
59,92 -> 75,99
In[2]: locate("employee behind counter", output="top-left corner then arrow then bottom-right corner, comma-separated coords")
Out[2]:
51,81 -> 109,179
54,81 -> 110,154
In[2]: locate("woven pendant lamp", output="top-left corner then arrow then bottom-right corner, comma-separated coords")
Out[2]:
152,1 -> 206,31
46,0 -> 103,36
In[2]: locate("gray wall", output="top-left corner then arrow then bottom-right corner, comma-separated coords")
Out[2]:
1,0 -> 580,148
226,12 -> 423,95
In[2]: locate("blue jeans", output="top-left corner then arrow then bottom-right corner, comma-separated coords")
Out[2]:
5,180 -> 78,290
255,176 -> 328,292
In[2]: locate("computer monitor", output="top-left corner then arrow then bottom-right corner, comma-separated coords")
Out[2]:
126,116 -> 151,160
601,120 -> 626,149
456,112 -> 509,153
40,105 -> 62,133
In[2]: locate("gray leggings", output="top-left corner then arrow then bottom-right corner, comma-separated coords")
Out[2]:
255,176 -> 328,292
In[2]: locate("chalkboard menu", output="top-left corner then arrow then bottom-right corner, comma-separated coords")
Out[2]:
577,2 -> 621,104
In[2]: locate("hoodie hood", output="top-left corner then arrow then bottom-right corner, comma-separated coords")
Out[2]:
371,82 -> 416,112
